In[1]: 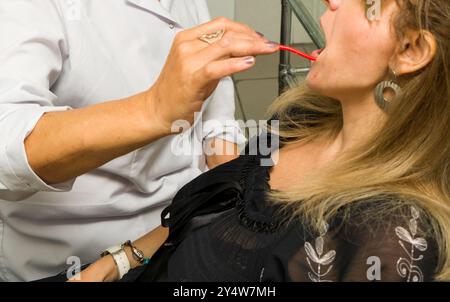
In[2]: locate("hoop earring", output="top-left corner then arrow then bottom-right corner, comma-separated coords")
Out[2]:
374,69 -> 402,112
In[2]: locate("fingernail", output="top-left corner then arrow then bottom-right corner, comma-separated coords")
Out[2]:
243,56 -> 255,65
265,41 -> 279,48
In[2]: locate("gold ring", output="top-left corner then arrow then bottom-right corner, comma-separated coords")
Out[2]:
198,29 -> 225,45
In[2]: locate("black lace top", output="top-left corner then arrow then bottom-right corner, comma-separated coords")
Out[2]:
143,154 -> 439,282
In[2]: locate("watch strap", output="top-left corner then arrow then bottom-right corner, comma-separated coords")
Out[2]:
101,245 -> 130,280
110,248 -> 130,279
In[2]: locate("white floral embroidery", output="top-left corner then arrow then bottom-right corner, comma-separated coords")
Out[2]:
304,221 -> 336,282
395,206 -> 428,282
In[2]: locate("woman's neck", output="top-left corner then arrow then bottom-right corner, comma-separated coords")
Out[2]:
269,91 -> 385,191
328,92 -> 384,156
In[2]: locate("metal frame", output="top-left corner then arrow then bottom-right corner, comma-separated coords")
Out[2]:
279,0 -> 325,94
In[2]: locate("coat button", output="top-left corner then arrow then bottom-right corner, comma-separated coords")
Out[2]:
169,23 -> 175,29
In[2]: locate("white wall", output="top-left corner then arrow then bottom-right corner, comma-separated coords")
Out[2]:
206,0 -> 235,20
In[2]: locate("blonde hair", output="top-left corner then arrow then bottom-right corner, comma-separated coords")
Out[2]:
267,0 -> 450,280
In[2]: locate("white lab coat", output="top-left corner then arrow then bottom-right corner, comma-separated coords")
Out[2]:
0,0 -> 245,281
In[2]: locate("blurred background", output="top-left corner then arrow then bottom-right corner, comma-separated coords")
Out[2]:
205,0 -> 326,122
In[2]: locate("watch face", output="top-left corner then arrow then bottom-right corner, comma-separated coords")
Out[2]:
133,248 -> 144,260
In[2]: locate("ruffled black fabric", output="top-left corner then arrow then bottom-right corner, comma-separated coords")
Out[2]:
136,137 -> 439,282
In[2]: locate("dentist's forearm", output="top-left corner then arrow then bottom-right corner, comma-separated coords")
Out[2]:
25,91 -> 170,185
103,226 -> 169,282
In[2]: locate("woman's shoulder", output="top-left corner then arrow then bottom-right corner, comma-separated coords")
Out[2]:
179,132 -> 277,194
265,198 -> 440,282
338,198 -> 437,241
169,154 -> 260,210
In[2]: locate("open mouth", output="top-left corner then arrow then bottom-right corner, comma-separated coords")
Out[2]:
311,48 -> 324,59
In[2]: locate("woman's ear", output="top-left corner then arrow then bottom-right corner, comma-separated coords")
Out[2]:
393,30 -> 437,75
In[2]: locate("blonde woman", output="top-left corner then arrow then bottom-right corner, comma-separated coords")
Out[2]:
61,0 -> 449,282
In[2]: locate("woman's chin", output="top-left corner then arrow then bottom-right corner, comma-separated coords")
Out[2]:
305,77 -> 336,98
305,74 -> 323,92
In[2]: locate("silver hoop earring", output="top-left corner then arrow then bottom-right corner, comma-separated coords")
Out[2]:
374,69 -> 402,112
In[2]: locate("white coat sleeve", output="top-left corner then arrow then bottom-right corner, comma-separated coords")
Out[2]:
0,0 -> 75,192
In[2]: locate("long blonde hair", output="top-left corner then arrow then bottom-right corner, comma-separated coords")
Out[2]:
267,0 -> 450,280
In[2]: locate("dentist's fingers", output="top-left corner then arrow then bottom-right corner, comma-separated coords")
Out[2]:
173,30 -> 264,57
195,56 -> 256,82
193,34 -> 278,63
175,17 -> 262,43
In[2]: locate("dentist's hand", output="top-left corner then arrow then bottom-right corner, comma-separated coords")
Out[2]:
145,17 -> 278,134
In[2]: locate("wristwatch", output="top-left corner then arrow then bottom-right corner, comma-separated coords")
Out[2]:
101,245 -> 130,280
123,240 -> 150,265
